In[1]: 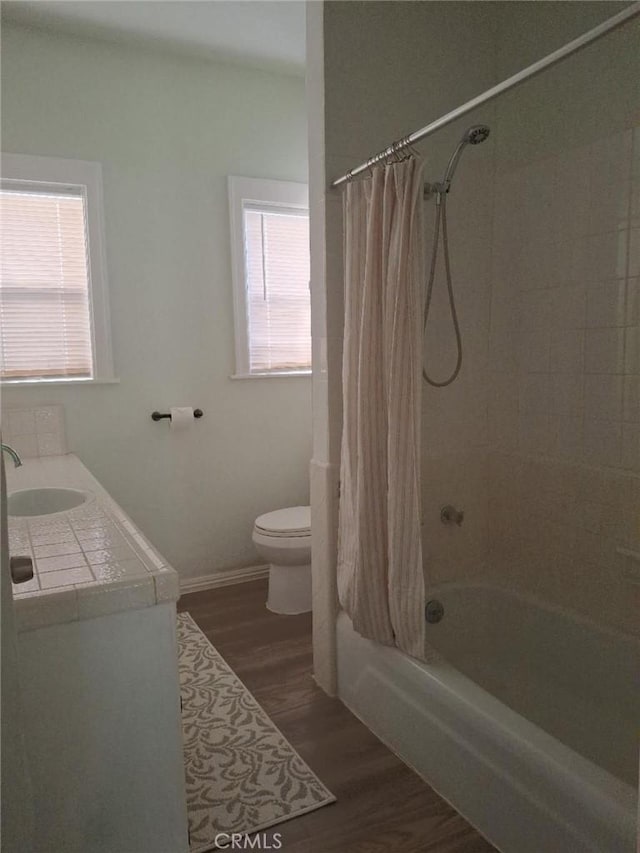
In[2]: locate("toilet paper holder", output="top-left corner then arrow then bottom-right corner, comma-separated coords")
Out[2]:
151,409 -> 204,421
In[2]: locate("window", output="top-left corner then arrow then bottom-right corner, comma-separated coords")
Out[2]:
0,154 -> 114,383
228,176 -> 311,377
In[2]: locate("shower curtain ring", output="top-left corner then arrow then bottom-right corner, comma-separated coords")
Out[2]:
384,141 -> 395,165
387,139 -> 402,164
405,136 -> 420,158
397,136 -> 414,162
400,135 -> 419,159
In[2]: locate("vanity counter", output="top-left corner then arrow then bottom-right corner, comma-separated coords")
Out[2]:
8,453 -> 179,631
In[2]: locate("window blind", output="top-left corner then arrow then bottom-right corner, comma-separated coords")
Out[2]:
243,206 -> 311,373
0,186 -> 94,380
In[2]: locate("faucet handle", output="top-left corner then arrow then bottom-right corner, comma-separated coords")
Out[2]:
440,505 -> 464,526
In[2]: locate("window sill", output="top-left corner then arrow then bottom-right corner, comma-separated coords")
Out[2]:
230,371 -> 312,380
1,377 -> 120,387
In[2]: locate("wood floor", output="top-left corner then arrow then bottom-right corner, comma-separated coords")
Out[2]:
178,579 -> 496,853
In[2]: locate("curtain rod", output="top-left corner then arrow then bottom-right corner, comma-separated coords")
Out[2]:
330,1 -> 640,189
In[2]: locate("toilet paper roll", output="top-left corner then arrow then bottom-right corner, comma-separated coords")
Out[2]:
170,407 -> 194,432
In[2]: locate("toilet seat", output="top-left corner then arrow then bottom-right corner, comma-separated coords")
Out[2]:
254,506 -> 310,539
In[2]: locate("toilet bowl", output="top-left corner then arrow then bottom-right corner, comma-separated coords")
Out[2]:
252,506 -> 311,615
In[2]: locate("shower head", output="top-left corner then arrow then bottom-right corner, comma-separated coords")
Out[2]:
442,124 -> 491,188
465,125 -> 491,145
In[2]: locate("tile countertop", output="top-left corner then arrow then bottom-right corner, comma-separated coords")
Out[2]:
7,455 -> 180,632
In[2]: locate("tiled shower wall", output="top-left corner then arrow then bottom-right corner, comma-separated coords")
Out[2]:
487,127 -> 640,634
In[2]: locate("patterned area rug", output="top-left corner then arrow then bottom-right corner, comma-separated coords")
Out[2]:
178,613 -> 336,852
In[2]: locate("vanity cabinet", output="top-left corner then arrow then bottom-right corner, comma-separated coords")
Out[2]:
9,455 -> 188,853
18,604 -> 188,853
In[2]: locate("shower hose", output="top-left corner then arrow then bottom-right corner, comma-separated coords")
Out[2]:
423,192 -> 463,387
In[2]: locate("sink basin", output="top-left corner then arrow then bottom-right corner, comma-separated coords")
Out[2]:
8,487 -> 92,517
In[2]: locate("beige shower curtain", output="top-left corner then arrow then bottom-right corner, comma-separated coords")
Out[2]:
337,157 -> 426,660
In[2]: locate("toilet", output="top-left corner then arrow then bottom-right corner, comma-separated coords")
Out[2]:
252,506 -> 311,615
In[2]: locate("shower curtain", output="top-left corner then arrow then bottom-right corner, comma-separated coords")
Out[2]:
337,157 -> 426,659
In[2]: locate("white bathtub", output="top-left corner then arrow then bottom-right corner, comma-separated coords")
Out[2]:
337,583 -> 638,853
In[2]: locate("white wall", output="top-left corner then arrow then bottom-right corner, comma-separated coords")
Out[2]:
493,0 -> 635,168
0,23 -> 311,580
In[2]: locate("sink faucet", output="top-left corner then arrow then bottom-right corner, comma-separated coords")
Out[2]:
1,444 -> 22,468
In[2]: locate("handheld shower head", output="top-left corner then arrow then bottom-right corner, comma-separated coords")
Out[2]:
423,123 -> 492,387
465,124 -> 491,145
443,124 -> 491,187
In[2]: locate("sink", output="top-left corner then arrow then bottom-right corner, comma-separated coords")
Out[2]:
8,487 -> 92,517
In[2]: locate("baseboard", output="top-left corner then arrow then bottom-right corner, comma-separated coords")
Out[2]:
180,564 -> 270,595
